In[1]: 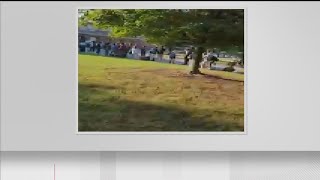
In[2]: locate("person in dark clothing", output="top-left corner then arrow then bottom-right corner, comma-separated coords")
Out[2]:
103,42 -> 108,56
149,47 -> 158,61
78,36 -> 86,52
209,55 -> 219,67
96,42 -> 101,54
184,47 -> 194,65
140,46 -> 146,57
115,42 -> 120,56
122,43 -> 128,57
92,41 -> 97,52
117,43 -> 121,57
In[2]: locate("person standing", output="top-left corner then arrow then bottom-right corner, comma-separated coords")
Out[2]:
158,46 -> 166,61
96,42 -> 101,55
92,41 -> 97,53
149,47 -> 158,61
154,47 -> 159,60
185,47 -> 194,65
104,42 -> 109,56
112,43 -> 117,56
115,43 -> 120,56
149,47 -> 155,61
118,43 -> 125,57
130,45 -> 137,59
89,41 -> 94,52
169,50 -> 176,64
140,46 -> 146,58
184,48 -> 190,65
201,50 -> 210,68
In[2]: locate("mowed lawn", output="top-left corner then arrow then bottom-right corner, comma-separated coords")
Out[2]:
78,54 -> 244,131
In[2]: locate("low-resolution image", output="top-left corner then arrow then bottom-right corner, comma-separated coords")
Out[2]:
78,9 -> 245,132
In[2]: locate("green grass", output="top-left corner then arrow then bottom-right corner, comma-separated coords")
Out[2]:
78,54 -> 244,131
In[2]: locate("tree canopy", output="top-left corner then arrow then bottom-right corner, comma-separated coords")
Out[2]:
79,9 -> 244,49
79,9 -> 244,74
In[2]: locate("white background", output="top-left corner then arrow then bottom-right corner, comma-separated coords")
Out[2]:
1,1 -> 320,151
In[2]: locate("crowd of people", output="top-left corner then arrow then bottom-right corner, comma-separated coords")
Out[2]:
78,40 -> 238,69
78,40 -> 177,63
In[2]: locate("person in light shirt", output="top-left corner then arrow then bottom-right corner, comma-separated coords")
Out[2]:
169,50 -> 176,64
131,45 -> 139,59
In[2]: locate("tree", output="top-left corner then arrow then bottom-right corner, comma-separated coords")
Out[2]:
79,9 -> 244,74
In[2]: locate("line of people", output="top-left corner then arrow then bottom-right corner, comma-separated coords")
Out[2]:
79,41 -> 177,64
147,46 -> 176,64
79,41 -> 132,57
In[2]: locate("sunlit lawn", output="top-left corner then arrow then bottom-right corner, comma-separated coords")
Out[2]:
78,54 -> 244,131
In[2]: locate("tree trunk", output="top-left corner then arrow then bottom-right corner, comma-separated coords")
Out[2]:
190,46 -> 205,74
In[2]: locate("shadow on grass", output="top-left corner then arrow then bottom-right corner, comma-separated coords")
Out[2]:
194,72 -> 244,83
78,83 -> 244,132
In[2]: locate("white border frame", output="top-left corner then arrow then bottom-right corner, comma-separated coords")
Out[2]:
76,7 -> 247,135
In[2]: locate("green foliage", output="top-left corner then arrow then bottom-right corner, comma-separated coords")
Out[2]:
78,9 -> 244,49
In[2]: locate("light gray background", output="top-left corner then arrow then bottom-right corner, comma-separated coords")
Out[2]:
1,152 -> 320,180
1,1 -> 320,151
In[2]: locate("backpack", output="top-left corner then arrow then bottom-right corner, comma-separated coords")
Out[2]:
169,52 -> 175,58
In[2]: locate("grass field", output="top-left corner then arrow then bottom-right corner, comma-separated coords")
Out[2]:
78,54 -> 244,131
